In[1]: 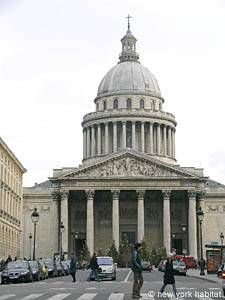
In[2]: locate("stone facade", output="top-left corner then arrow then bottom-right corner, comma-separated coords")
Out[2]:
0,137 -> 26,259
22,23 -> 225,259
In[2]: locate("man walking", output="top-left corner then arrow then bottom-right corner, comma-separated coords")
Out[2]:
131,243 -> 143,299
69,253 -> 77,282
88,253 -> 100,281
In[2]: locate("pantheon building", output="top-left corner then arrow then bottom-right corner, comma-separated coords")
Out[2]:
22,23 -> 225,259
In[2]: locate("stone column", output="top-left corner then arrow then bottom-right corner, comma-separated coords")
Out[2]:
137,190 -> 145,242
122,121 -> 126,148
163,125 -> 167,155
168,127 -> 171,156
97,124 -> 101,156
188,191 -> 198,258
112,190 -> 120,249
172,128 -> 175,158
86,190 -> 95,255
91,126 -> 95,157
162,190 -> 171,255
157,123 -> 161,155
132,121 -> 136,150
113,122 -> 117,152
149,123 -> 153,154
60,190 -> 69,255
83,128 -> 87,159
197,191 -> 206,259
86,127 -> 90,157
141,122 -> 145,152
105,123 -> 109,155
51,191 -> 60,252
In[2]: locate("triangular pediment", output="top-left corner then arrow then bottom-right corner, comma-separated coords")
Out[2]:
60,149 -> 202,180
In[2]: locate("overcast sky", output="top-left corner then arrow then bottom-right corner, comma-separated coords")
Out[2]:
0,0 -> 225,186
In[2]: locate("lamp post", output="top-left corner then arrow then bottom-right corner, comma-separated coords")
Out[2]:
29,233 -> 32,260
60,221 -> 65,260
31,208 -> 39,261
197,207 -> 205,275
71,231 -> 79,256
220,232 -> 224,264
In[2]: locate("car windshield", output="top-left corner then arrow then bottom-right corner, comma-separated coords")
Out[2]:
97,257 -> 113,265
7,261 -> 28,269
173,260 -> 185,266
29,261 -> 38,268
44,260 -> 53,267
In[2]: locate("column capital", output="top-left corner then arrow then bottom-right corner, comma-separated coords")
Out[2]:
197,190 -> 206,200
60,190 -> 69,200
132,121 -> 136,125
51,190 -> 61,201
136,190 -> 145,199
86,189 -> 95,199
162,190 -> 171,199
111,190 -> 120,199
122,121 -> 126,125
188,190 -> 197,199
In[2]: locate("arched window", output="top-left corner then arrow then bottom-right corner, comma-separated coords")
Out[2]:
127,98 -> 132,109
103,100 -> 107,110
113,99 -> 118,109
140,99 -> 144,109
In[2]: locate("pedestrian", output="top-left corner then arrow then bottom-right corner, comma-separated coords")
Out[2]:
69,253 -> 77,282
87,253 -> 100,282
131,242 -> 143,299
159,257 -> 177,298
5,255 -> 12,264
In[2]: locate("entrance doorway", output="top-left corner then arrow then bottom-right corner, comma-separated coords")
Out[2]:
74,239 -> 86,258
172,238 -> 183,255
121,231 -> 136,245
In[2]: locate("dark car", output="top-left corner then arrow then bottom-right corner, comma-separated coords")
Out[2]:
141,261 -> 153,272
29,260 -> 45,281
56,260 -> 65,276
43,259 -> 58,277
1,260 -> 33,284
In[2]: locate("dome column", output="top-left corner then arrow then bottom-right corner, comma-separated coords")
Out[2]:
97,124 -> 101,155
168,127 -> 171,156
172,129 -> 175,158
163,125 -> 167,156
141,122 -> 145,152
83,128 -> 87,159
91,126 -> 95,157
122,121 -> 126,148
132,121 -> 136,150
149,123 -> 153,154
113,122 -> 118,152
157,123 -> 161,155
86,127 -> 90,157
105,122 -> 109,155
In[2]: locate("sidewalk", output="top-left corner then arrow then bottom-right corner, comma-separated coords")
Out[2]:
187,269 -> 221,284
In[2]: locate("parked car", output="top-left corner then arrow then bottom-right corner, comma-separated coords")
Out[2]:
1,260 -> 33,284
158,260 -> 166,272
61,261 -> 70,275
43,259 -> 58,277
56,260 -> 65,276
141,261 -> 153,272
39,260 -> 48,279
97,256 -> 117,280
175,255 -> 197,269
29,260 -> 45,281
173,260 -> 187,276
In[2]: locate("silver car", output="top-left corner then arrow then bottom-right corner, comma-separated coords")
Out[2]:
97,256 -> 117,280
173,260 -> 187,276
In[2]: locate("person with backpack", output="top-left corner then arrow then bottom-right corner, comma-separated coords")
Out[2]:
159,257 -> 178,298
131,243 -> 143,299
87,253 -> 100,282
69,253 -> 77,282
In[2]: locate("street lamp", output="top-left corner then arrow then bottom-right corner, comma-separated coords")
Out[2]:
60,221 -> 65,260
31,208 -> 39,261
197,207 -> 205,275
29,233 -> 32,260
220,232 -> 224,264
71,231 -> 79,256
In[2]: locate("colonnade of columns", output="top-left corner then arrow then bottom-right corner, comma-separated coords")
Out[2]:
57,189 -> 200,258
83,121 -> 175,159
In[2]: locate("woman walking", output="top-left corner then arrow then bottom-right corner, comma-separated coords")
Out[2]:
160,257 -> 177,298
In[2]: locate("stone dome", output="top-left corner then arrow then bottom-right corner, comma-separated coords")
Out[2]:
97,61 -> 161,97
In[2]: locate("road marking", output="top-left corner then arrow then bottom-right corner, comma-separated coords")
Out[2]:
0,296 -> 16,300
124,269 -> 132,282
45,294 -> 71,300
140,294 -> 151,299
76,294 -> 97,300
19,295 -> 43,300
108,293 -> 124,300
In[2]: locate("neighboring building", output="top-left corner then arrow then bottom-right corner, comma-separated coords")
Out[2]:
0,137 -> 26,259
23,23 -> 225,259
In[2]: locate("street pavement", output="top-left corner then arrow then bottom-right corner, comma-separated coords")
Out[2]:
0,268 -> 224,300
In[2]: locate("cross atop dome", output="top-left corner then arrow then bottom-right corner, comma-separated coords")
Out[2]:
119,15 -> 139,63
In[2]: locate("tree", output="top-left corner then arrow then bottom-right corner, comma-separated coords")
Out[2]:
107,241 -> 119,263
141,240 -> 150,261
118,238 -> 132,267
79,243 -> 90,262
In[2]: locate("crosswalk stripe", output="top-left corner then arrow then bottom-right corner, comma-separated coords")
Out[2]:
76,294 -> 97,300
19,295 -> 44,300
45,295 -> 71,300
108,293 -> 124,300
0,296 -> 16,300
140,294 -> 151,300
